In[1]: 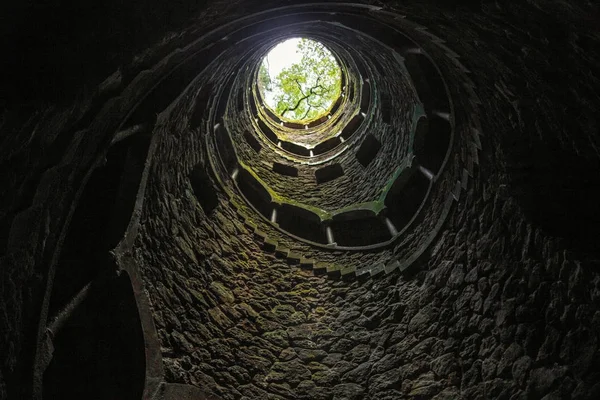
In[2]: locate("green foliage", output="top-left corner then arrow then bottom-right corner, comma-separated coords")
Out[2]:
258,62 -> 271,92
259,39 -> 341,122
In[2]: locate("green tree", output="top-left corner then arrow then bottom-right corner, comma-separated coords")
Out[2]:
258,61 -> 271,92
259,39 -> 341,122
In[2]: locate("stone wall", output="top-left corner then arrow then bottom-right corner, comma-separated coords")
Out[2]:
1,1 -> 599,399
130,1 -> 600,399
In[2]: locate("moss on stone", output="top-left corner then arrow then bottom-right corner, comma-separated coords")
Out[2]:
209,281 -> 235,304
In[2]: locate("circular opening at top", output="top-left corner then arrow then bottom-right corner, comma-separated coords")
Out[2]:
258,38 -> 342,124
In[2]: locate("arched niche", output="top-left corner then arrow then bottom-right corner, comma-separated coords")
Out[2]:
264,106 -> 278,121
236,168 -> 272,218
356,133 -> 381,167
329,95 -> 342,115
257,119 -> 277,142
281,141 -> 311,156
384,166 -> 430,231
243,130 -> 262,153
284,121 -> 304,129
249,92 -> 258,115
315,164 -> 344,184
341,114 -> 362,140
413,115 -> 451,175
331,210 -> 391,246
214,123 -> 237,174
313,137 -> 341,155
190,84 -> 213,130
190,164 -> 219,214
277,204 -> 327,244
272,162 -> 298,177
360,80 -> 371,110
403,53 -> 450,116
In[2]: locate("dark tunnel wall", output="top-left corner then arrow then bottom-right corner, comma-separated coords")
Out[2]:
1,1 -> 600,400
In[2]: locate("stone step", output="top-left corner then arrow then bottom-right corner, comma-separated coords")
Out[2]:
286,252 -> 302,264
243,218 -> 257,231
253,228 -> 268,241
385,260 -> 401,274
369,263 -> 385,277
340,265 -> 357,279
355,264 -> 371,277
326,263 -> 342,278
262,238 -> 277,252
300,258 -> 315,269
313,261 -> 328,275
275,246 -> 289,258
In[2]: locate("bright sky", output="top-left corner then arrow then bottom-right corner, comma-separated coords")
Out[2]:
261,38 -> 303,108
264,38 -> 302,78
260,37 -> 338,121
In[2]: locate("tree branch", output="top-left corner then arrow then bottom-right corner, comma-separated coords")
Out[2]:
281,74 -> 332,119
300,105 -> 313,120
295,80 -> 307,97
282,94 -> 311,116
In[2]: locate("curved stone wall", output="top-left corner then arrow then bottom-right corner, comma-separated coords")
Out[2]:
1,1 -> 599,400
197,7 -> 462,254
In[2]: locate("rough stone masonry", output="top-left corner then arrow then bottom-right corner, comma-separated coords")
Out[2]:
1,1 -> 599,399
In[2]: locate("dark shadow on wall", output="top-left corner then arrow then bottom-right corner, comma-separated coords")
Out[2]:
237,168 -> 272,218
272,162 -> 299,177
43,274 -> 145,400
356,133 -> 381,167
38,128 -> 151,400
331,214 -> 391,246
315,164 -> 344,184
1,0 -> 212,105
37,122 -> 153,399
190,164 -> 220,214
504,128 -> 600,254
384,167 -> 430,231
277,204 -> 328,244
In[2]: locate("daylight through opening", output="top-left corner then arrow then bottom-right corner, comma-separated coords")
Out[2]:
258,38 -> 342,124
